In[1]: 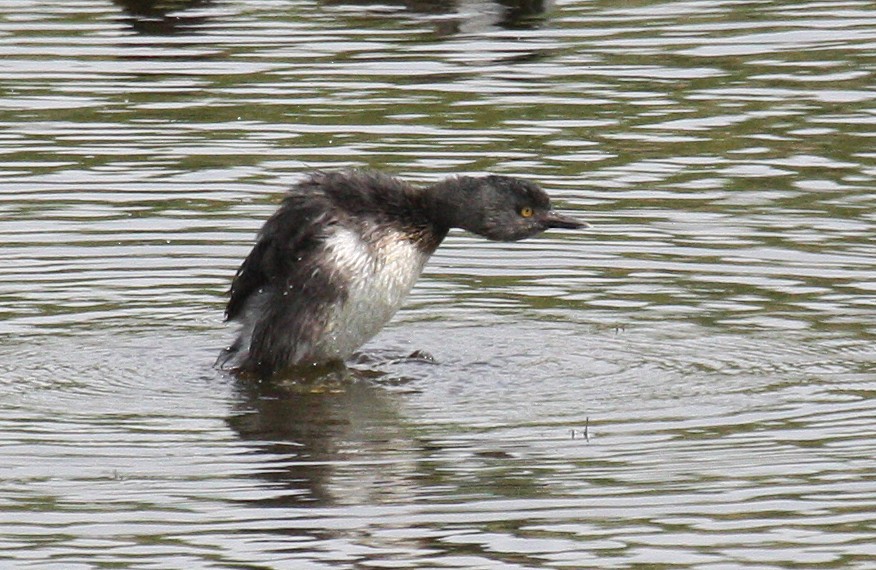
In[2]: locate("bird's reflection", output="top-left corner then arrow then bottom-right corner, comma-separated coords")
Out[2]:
493,0 -> 549,30
321,0 -> 550,33
110,0 -> 212,35
109,0 -> 548,43
226,363 -> 422,507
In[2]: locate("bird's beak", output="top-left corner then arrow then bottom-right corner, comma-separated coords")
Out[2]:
541,211 -> 589,230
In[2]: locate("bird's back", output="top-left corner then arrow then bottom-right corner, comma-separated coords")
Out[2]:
221,170 -> 442,376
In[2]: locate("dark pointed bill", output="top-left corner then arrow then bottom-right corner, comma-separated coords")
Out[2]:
542,211 -> 589,230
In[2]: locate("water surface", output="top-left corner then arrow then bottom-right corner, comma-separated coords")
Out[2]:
1,0 -> 875,567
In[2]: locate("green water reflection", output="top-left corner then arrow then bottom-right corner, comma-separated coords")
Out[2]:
1,0 -> 875,567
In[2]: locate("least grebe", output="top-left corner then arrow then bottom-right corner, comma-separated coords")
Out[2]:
219,169 -> 586,377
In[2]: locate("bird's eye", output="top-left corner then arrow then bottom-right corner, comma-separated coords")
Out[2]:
520,207 -> 534,218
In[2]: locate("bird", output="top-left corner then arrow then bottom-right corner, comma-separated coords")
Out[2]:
219,169 -> 586,378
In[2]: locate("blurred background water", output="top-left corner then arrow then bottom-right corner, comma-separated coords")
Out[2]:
1,0 -> 875,567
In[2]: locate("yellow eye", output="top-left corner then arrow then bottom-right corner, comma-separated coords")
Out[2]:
520,207 -> 534,218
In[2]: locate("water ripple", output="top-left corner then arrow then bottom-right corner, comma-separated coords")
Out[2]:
2,0 -> 876,567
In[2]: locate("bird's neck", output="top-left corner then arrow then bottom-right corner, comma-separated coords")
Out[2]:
422,177 -> 483,235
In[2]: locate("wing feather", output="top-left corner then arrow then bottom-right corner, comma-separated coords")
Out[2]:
225,192 -> 331,321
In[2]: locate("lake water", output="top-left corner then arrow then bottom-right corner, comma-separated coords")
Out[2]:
2,0 -> 875,567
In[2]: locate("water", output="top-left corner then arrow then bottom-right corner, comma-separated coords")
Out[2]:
2,0 -> 876,567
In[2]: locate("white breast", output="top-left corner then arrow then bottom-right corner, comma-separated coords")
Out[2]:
312,227 -> 430,361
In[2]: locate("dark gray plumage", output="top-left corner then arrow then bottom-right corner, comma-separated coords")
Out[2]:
219,169 -> 585,378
